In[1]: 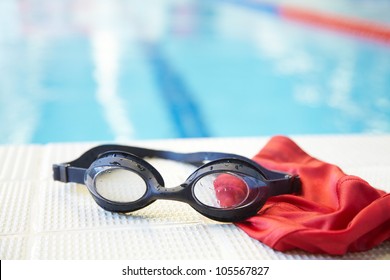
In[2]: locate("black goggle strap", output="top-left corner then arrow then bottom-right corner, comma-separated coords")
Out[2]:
53,144 -> 301,195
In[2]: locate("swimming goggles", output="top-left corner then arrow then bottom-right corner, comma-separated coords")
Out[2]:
53,145 -> 301,222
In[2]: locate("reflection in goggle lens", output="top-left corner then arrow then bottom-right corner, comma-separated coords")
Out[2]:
194,172 -> 263,209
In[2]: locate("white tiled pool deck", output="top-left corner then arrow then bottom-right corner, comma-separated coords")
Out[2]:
0,134 -> 389,259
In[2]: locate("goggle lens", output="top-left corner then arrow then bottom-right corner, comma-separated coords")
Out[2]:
95,168 -> 147,203
193,172 -> 266,209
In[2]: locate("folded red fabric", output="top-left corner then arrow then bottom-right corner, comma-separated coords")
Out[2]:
236,135 -> 390,255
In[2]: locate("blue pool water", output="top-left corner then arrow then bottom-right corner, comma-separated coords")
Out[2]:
1,0 -> 390,144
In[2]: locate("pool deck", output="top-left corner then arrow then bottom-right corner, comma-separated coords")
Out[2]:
0,134 -> 389,259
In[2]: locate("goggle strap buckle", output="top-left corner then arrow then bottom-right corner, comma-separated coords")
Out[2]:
53,164 -> 69,182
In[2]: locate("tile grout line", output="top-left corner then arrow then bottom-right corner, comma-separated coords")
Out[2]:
1,219 -> 212,238
23,144 -> 45,259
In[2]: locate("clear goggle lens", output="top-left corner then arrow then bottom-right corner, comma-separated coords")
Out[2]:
95,168 -> 147,203
193,172 -> 266,209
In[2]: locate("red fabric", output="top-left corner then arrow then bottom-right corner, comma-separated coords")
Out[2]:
235,135 -> 390,255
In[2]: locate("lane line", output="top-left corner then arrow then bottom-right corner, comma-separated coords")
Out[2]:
223,0 -> 390,44
147,45 -> 210,138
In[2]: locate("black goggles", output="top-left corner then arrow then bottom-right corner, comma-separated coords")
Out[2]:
53,145 -> 301,222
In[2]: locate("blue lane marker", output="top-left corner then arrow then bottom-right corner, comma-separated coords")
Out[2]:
220,0 -> 280,15
147,45 -> 210,138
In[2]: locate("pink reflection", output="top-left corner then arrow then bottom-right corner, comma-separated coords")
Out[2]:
214,174 -> 248,208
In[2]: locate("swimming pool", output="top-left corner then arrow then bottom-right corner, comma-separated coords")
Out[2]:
1,0 -> 390,144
